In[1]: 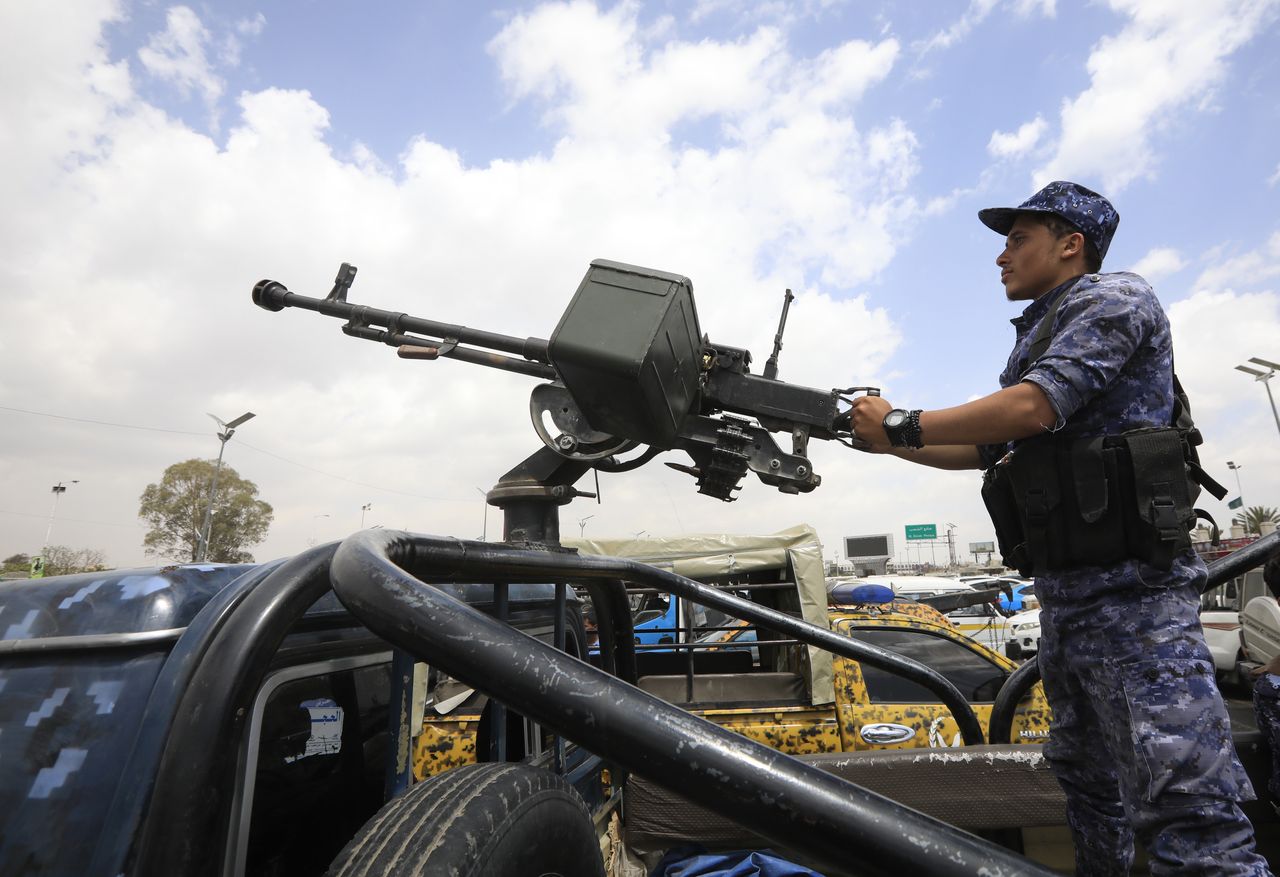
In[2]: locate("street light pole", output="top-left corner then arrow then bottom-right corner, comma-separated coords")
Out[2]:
361,503 -> 372,528
1226,461 -> 1244,508
43,480 -> 79,550
196,411 -> 255,563
310,513 -> 330,547
1235,356 -> 1280,441
476,487 -> 488,541
578,515 -> 594,537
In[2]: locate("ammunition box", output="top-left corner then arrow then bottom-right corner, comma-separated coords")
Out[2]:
549,259 -> 704,447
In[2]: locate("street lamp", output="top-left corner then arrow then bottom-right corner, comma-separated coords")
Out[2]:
476,487 -> 489,541
361,503 -> 372,528
1225,461 -> 1244,508
1235,356 -> 1280,440
578,515 -> 594,537
196,411 -> 255,562
44,480 -> 79,550
310,513 -> 330,546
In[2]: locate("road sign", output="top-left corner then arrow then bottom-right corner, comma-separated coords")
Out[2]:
1228,497 -> 1243,510
905,524 -> 937,541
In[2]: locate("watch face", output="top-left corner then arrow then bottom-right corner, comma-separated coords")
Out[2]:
884,410 -> 906,428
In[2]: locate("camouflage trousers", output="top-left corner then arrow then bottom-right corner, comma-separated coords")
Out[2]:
1038,579 -> 1270,876
1254,672 -> 1280,804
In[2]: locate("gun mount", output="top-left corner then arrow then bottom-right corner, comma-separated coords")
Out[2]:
253,259 -> 871,504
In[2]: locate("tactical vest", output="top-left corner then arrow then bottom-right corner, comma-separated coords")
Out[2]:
980,282 -> 1226,577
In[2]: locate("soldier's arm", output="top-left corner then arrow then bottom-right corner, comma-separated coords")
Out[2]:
918,382 -> 1057,445
850,383 -> 1056,467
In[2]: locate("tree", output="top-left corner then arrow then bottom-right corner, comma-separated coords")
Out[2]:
2,552 -> 32,578
42,545 -> 108,576
139,458 -> 273,563
1232,505 -> 1280,535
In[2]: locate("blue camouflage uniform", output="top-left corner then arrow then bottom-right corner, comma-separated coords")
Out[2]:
979,269 -> 1269,875
1256,669 -> 1280,805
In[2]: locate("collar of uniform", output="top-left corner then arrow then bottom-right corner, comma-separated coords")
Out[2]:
1009,275 -> 1084,330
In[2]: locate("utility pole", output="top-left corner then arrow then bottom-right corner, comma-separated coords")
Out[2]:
197,411 -> 255,562
361,503 -> 372,528
44,480 -> 79,551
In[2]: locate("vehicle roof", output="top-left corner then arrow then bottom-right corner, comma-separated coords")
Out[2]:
855,575 -> 973,594
0,564 -> 259,640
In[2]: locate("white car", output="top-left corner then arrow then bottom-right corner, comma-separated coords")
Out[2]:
1005,608 -> 1041,660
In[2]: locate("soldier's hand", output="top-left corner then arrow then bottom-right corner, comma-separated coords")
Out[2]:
850,395 -> 894,452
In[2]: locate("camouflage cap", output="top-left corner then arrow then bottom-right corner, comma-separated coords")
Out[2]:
979,180 -> 1119,263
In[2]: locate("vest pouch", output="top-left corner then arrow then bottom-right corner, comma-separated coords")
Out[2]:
1003,440 -> 1063,574
1110,428 -> 1195,571
981,462 -> 1031,576
1057,438 -> 1129,570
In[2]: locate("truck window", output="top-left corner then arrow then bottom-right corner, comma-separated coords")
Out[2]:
230,654 -> 391,877
847,628 -> 1009,704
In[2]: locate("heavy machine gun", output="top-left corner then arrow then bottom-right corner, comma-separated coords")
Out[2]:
253,259 -> 872,505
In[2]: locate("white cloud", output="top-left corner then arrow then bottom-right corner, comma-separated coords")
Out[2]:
1011,0 -> 1055,15
1128,246 -> 1186,280
137,5 -> 224,106
915,0 -> 1055,57
237,12 -> 267,37
1166,233 -> 1280,526
1035,0 -> 1280,191
916,0 -> 1000,54
1192,230 -> 1280,293
1269,162 -> 1280,187
0,1 -> 917,566
987,115 -> 1047,158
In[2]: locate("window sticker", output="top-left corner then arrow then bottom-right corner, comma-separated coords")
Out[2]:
284,697 -> 344,763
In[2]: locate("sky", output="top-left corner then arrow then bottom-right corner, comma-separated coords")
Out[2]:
2,0 -> 1279,572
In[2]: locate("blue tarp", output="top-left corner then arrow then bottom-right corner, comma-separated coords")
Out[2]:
651,846 -> 825,877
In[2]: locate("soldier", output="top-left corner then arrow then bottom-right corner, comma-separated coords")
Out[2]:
1252,555 -> 1280,813
847,181 -> 1271,875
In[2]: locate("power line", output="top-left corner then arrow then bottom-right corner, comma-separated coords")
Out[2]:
0,508 -> 140,529
0,404 -> 461,503
0,404 -> 205,435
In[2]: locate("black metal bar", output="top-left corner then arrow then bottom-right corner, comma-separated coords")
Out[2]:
90,561 -> 287,877
131,547 -> 337,877
329,529 -> 1050,877
987,656 -> 1042,745
1204,530 -> 1280,590
554,582 -> 567,774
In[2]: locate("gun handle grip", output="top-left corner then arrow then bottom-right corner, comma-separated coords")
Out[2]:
398,345 -> 441,360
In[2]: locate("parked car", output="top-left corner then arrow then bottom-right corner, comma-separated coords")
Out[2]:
959,576 -> 1036,613
1201,568 -> 1269,682
1005,608 -> 1042,660
850,575 -> 1013,652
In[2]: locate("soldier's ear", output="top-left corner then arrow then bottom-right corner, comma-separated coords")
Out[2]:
1060,231 -> 1084,260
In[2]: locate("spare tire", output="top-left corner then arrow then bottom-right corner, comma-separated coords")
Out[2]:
328,763 -> 604,877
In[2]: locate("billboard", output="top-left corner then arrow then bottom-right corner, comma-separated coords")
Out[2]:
969,541 -> 995,554
845,534 -> 893,559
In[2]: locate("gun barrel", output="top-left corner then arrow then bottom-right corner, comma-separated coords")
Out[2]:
252,279 -> 552,364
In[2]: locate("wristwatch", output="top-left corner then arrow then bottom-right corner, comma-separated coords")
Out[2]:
883,408 -> 924,449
